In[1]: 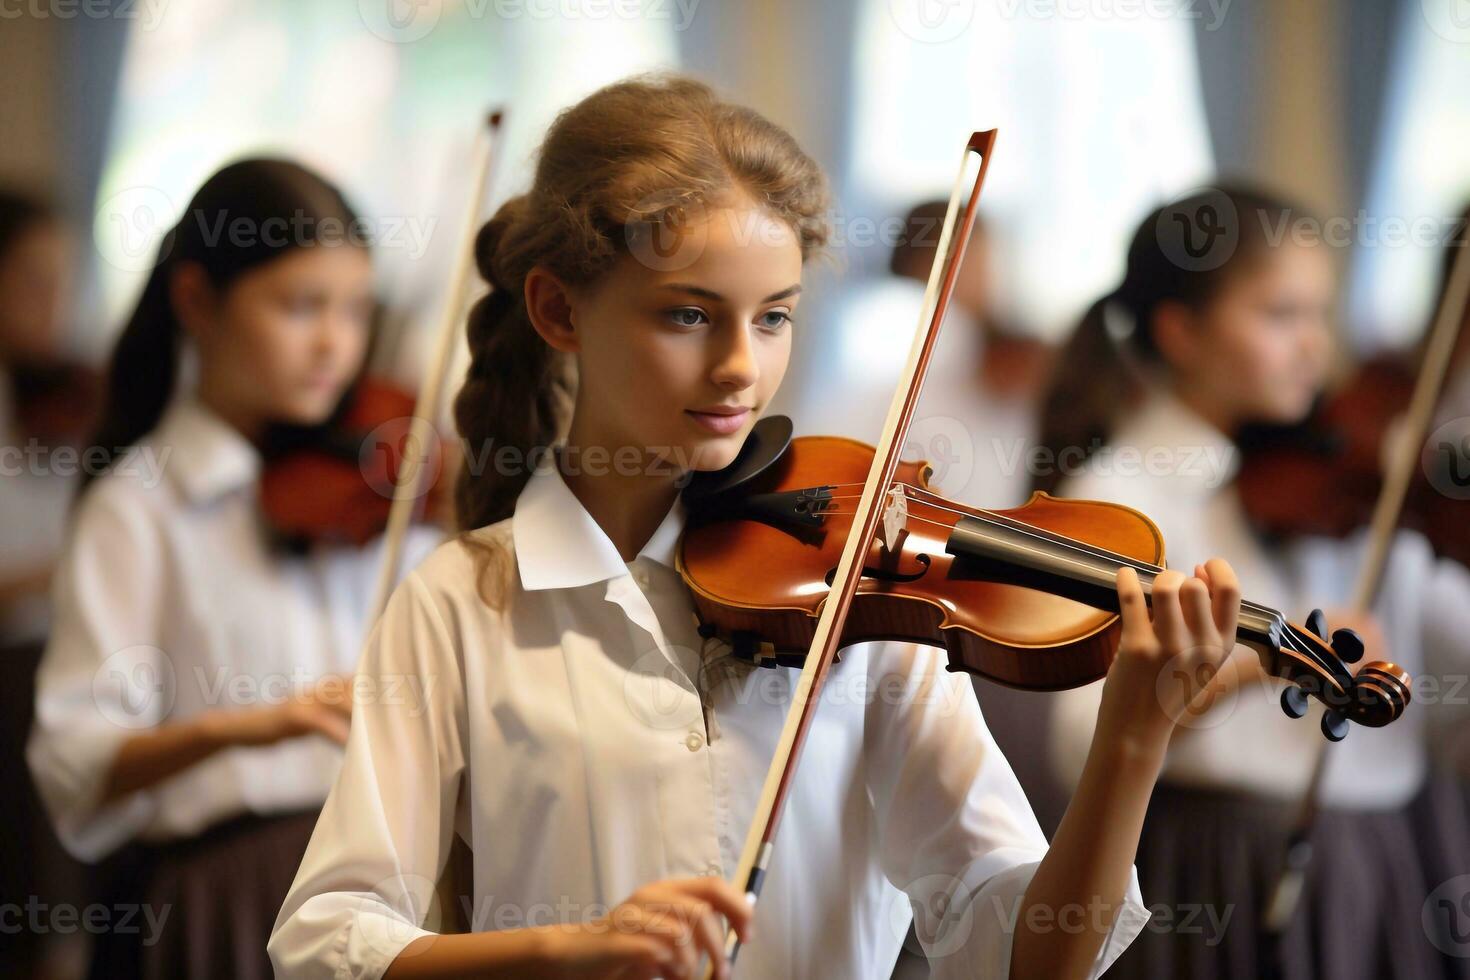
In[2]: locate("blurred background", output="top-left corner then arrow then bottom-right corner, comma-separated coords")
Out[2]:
6,0 -> 1468,385
2,1 -> 1468,978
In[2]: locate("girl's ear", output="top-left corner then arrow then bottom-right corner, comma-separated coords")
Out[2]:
1150,299 -> 1198,372
169,261 -> 216,340
524,265 -> 581,354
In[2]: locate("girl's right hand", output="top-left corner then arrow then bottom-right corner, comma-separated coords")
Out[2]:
535,877 -> 754,980
203,675 -> 353,747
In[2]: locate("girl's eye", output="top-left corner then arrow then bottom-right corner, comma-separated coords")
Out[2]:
1261,301 -> 1304,324
667,307 -> 708,328
759,310 -> 793,331
284,294 -> 324,317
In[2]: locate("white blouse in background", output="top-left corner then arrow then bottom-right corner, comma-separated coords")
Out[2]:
27,394 -> 441,861
1048,388 -> 1470,808
268,450 -> 1150,980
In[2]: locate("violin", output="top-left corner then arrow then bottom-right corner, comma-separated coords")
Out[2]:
1238,354 -> 1470,567
258,376 -> 448,549
7,355 -> 104,445
677,414 -> 1411,740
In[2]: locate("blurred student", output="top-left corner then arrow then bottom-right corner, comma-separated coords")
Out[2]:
1042,185 -> 1470,980
27,160 -> 439,980
0,189 -> 98,979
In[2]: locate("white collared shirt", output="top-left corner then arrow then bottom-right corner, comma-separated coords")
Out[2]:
26,394 -> 442,861
1049,388 -> 1470,808
268,450 -> 1149,980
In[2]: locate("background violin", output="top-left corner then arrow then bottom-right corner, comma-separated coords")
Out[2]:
1238,354 -> 1469,566
258,375 -> 448,550
679,415 -> 1412,740
7,355 -> 104,446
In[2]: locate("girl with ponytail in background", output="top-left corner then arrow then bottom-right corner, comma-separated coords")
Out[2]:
27,160 -> 439,980
271,73 -> 1249,980
1042,186 -> 1470,980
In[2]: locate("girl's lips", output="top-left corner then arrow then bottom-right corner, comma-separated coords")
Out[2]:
685,408 -> 750,435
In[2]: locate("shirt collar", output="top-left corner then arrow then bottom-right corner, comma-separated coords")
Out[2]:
156,394 -> 262,505
512,449 -> 688,592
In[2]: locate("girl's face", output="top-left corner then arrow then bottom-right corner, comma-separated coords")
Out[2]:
185,244 -> 374,429
0,220 -> 72,362
563,197 -> 804,474
1167,241 -> 1334,428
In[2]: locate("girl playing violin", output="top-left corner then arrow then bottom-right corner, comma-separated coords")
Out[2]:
1043,186 -> 1470,980
270,73 -> 1244,980
27,160 -> 441,980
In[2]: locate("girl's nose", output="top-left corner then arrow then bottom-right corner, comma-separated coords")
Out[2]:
710,321 -> 759,390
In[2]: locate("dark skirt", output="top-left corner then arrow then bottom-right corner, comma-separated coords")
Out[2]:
88,809 -> 320,980
2,637 -> 91,976
1107,783 -> 1447,980
1407,768 -> 1470,978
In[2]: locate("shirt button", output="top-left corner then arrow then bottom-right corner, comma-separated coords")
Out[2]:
703,861 -> 722,877
634,568 -> 650,587
684,731 -> 704,751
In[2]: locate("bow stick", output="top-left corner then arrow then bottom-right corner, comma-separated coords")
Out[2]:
707,130 -> 999,976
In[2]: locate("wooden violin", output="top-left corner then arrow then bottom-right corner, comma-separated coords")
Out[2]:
258,376 -> 448,550
677,414 -> 1412,739
8,355 -> 104,445
1238,354 -> 1470,567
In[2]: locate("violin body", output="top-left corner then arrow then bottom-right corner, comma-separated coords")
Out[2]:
9,356 -> 104,445
1238,356 -> 1470,566
680,433 -> 1164,690
259,377 -> 446,548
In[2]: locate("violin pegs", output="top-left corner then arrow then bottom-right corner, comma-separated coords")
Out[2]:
1331,628 -> 1365,664
1280,685 -> 1310,720
1320,709 -> 1349,742
1305,608 -> 1329,639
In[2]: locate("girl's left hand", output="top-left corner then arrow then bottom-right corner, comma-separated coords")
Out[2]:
1094,559 -> 1241,757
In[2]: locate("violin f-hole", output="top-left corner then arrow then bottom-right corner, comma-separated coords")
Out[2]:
824,552 -> 933,587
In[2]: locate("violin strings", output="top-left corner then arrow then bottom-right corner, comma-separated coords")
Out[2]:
783,483 -> 1338,677
809,483 -> 1283,622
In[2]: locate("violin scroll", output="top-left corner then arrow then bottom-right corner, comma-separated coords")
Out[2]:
1267,608 -> 1410,741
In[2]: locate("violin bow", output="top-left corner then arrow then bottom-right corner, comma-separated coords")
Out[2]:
1263,216 -> 1470,940
705,130 -> 999,976
366,109 -> 505,622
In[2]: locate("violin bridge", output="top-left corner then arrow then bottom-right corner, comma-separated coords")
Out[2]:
879,484 -> 908,554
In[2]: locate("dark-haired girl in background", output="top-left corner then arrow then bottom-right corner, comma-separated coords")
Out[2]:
0,188 -> 96,980
1042,186 -> 1470,980
26,160 -> 440,980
